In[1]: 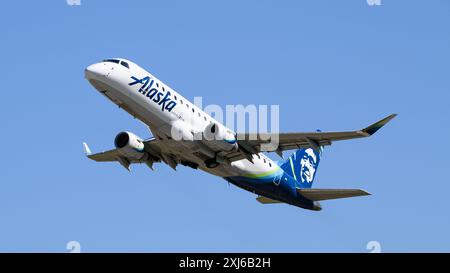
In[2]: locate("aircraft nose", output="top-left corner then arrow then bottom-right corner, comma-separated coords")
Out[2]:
84,63 -> 107,80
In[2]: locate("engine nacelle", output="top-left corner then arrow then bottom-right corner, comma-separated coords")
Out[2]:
203,123 -> 238,152
114,131 -> 148,161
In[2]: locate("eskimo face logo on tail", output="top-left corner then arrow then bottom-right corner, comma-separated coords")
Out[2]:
128,76 -> 177,112
299,148 -> 318,183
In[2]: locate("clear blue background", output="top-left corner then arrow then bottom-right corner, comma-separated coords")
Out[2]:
0,0 -> 449,252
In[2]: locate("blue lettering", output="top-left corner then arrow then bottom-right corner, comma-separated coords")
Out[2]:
128,76 -> 177,112
142,79 -> 154,96
158,91 -> 172,111
129,76 -> 150,93
146,88 -> 158,99
165,101 -> 176,112
153,92 -> 163,103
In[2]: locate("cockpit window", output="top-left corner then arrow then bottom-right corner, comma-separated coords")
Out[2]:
120,61 -> 130,69
102,59 -> 130,69
103,59 -> 120,64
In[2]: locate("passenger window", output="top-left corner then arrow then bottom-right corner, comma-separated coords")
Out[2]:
186,104 -> 189,108
269,162 -> 272,167
180,100 -> 183,104
162,87 -> 165,91
156,83 -> 159,87
263,159 -> 266,163
204,116 -> 207,121
174,95 -> 177,100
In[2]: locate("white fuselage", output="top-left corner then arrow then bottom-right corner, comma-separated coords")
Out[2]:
85,58 -> 279,178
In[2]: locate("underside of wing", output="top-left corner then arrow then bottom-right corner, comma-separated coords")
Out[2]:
84,146 -> 121,162
83,138 -> 163,170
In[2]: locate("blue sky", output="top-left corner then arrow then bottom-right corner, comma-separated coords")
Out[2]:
0,0 -> 449,252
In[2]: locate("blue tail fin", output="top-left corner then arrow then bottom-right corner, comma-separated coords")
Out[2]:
280,148 -> 321,188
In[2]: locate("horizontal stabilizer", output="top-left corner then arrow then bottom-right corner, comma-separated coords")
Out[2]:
256,196 -> 283,204
297,188 -> 370,201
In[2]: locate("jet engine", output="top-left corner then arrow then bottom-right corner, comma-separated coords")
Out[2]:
114,131 -> 148,161
203,123 -> 238,152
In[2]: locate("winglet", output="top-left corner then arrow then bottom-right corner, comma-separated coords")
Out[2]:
82,142 -> 92,156
362,114 -> 397,136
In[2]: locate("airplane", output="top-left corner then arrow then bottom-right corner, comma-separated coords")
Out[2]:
83,58 -> 396,211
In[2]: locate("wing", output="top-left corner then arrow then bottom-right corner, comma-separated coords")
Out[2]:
83,145 -> 121,162
83,138 -> 163,170
232,114 -> 396,157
